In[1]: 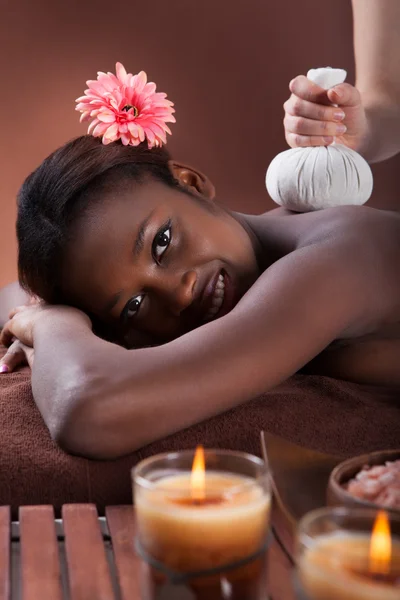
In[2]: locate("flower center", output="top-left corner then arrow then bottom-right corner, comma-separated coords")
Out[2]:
122,104 -> 139,117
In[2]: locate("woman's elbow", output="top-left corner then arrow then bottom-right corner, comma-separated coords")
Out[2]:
38,364 -> 146,459
48,394 -> 142,460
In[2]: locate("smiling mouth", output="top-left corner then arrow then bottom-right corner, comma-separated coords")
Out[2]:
203,272 -> 226,322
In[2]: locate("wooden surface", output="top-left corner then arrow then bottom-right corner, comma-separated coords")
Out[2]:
0,504 -> 295,599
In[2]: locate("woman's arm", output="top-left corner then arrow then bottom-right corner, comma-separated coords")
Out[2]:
18,238 -> 377,460
352,0 -> 400,162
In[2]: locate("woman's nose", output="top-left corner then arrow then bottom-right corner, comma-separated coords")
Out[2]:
162,270 -> 197,316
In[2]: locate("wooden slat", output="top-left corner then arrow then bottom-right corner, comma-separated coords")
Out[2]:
62,504 -> 114,600
106,505 -> 141,600
0,507 -> 10,600
19,505 -> 62,600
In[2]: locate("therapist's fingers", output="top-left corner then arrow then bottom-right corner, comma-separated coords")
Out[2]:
284,95 -> 346,123
284,114 -> 347,138
284,132 -> 335,148
284,77 -> 346,149
289,75 -> 333,104
327,82 -> 362,108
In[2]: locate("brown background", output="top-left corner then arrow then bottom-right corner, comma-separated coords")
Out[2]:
1,0 -> 399,288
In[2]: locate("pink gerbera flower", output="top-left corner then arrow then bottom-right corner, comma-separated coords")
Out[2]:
75,62 -> 175,148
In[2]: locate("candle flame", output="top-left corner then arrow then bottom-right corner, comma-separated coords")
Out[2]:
191,445 -> 205,502
369,510 -> 392,575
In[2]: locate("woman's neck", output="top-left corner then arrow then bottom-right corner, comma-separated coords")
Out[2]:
231,209 -> 299,271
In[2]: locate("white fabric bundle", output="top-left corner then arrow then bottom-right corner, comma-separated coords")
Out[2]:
265,68 -> 373,212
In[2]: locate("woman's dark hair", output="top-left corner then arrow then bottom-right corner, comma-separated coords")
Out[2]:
17,135 -> 180,304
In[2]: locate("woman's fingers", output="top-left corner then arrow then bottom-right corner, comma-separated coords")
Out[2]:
0,340 -> 33,373
21,343 -> 34,369
0,320 -> 14,348
8,305 -> 27,319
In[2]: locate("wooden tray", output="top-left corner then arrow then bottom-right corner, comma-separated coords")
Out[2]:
0,503 -> 295,600
263,433 -> 343,533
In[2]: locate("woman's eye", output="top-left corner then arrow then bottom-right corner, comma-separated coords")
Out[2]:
125,295 -> 144,319
152,224 -> 171,261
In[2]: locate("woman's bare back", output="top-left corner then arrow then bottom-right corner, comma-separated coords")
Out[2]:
249,205 -> 400,385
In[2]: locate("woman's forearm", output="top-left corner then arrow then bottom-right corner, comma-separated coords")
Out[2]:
32,310 -> 271,459
352,0 -> 400,162
40,241 -> 367,460
31,315 -> 98,439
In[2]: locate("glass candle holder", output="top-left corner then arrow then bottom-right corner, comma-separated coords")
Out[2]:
294,507 -> 400,600
132,449 -> 271,600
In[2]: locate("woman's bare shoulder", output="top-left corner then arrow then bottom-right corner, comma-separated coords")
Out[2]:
302,206 -> 400,249
250,205 -> 400,260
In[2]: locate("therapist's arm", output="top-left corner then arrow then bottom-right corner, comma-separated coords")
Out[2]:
284,0 -> 400,167
352,0 -> 400,163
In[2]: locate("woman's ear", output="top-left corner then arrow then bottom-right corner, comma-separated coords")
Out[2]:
168,161 -> 216,200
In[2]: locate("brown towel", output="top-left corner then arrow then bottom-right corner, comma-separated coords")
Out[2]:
0,347 -> 399,518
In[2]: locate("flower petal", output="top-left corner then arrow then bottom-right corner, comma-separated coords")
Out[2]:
97,111 -> 116,123
135,71 -> 147,94
116,62 -> 130,85
92,122 -> 110,137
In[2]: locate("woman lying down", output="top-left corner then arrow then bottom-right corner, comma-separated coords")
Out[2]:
0,64 -> 399,460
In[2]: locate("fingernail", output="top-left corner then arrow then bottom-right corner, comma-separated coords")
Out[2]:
332,87 -> 343,99
323,136 -> 334,144
334,111 -> 345,121
0,364 -> 9,374
336,124 -> 347,134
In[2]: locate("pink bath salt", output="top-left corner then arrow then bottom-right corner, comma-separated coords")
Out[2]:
375,487 -> 400,509
346,459 -> 400,510
356,465 -> 387,479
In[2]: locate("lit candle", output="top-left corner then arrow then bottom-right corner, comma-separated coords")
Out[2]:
133,446 -> 271,599
297,510 -> 400,600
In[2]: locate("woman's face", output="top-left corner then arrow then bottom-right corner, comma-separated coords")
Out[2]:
64,178 -> 260,346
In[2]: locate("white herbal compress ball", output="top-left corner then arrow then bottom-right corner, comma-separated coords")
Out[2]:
265,68 -> 373,212
266,143 -> 374,212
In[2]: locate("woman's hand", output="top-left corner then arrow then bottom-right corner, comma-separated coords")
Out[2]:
283,75 -> 370,153
0,339 -> 34,373
0,303 -> 91,349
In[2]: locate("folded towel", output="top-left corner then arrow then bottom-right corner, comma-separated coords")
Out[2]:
0,347 -> 399,518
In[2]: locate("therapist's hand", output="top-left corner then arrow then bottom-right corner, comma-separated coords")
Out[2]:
283,75 -> 370,152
